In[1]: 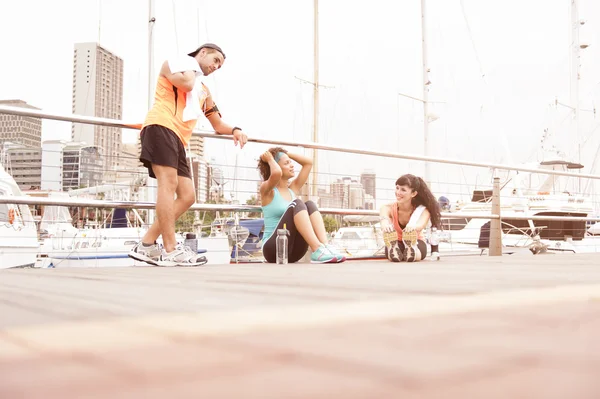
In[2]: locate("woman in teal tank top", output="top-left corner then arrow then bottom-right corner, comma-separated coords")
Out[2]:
257,147 -> 346,264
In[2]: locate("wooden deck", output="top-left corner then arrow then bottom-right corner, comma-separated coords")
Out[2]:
1,253 -> 599,398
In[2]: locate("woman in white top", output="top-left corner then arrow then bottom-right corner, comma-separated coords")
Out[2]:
379,174 -> 441,262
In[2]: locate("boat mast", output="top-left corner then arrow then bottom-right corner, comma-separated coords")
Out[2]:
570,0 -> 582,193
421,0 -> 431,186
148,0 -> 156,111
146,0 -> 156,225
311,0 -> 319,198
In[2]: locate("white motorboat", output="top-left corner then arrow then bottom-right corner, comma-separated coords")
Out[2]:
0,164 -> 39,268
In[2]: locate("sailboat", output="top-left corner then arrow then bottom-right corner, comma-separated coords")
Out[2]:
0,164 -> 39,268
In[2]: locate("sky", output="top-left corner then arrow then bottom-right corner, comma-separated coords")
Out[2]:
1,0 -> 600,206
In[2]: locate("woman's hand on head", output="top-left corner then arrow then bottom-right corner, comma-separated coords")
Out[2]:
260,151 -> 274,163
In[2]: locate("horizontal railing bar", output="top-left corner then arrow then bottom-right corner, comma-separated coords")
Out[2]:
0,195 -> 254,212
497,215 -> 600,223
2,104 -> 599,180
0,105 -> 136,129
0,195 -> 499,220
10,196 -> 598,222
226,134 -> 600,179
318,208 -> 501,219
441,214 -> 599,223
7,197 -> 600,222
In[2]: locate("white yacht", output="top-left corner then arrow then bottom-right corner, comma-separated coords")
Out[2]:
329,215 -> 385,259
439,159 -> 600,255
0,164 -> 39,268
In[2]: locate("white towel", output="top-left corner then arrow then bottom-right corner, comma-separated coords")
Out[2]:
168,56 -> 204,122
406,205 -> 427,228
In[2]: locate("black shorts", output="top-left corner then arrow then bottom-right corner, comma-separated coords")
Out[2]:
139,125 -> 191,179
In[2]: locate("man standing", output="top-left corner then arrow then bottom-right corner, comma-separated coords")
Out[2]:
129,43 -> 248,266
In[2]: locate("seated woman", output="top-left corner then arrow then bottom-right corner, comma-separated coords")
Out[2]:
257,147 -> 345,264
379,174 -> 441,262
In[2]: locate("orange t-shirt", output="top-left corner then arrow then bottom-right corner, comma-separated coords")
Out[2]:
142,75 -> 209,146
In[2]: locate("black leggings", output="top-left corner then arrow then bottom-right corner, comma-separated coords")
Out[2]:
385,239 -> 429,261
263,199 -> 319,263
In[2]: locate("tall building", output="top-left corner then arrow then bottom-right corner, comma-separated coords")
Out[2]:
0,99 -> 42,147
360,169 -> 376,200
41,140 -> 103,191
62,143 -> 103,190
116,143 -> 143,181
188,135 -> 205,158
0,142 -> 41,190
71,43 -> 124,174
188,153 -> 209,203
329,177 -> 367,209
41,141 -> 66,192
364,194 -> 375,210
348,181 -> 365,209
208,158 -> 226,202
330,178 -> 348,208
317,187 -> 337,209
255,180 -> 262,204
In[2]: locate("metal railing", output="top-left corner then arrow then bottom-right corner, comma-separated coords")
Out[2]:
2,105 -> 600,258
0,194 -> 499,219
2,104 -> 600,179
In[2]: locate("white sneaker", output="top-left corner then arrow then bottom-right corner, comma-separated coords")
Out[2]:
157,244 -> 207,267
129,241 -> 162,265
430,251 -> 440,261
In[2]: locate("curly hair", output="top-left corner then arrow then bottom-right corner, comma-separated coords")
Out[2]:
257,147 -> 288,181
395,174 -> 442,228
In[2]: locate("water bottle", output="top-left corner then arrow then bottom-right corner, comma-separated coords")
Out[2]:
276,224 -> 289,264
184,233 -> 198,253
429,227 -> 439,246
429,227 -> 440,260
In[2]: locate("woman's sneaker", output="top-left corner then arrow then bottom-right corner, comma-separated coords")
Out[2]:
403,246 -> 416,262
158,244 -> 208,267
383,231 -> 401,262
129,241 -> 162,265
326,244 -> 347,262
310,245 -> 337,263
385,241 -> 402,262
402,228 -> 420,262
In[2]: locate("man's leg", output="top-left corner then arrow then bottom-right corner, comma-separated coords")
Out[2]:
131,125 -> 185,264
147,164 -> 178,252
175,175 -> 196,211
142,175 -> 195,245
158,174 -> 206,266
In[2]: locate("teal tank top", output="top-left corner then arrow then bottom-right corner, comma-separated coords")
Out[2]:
262,187 -> 296,242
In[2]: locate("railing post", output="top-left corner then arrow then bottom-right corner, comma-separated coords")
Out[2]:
489,176 -> 502,256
